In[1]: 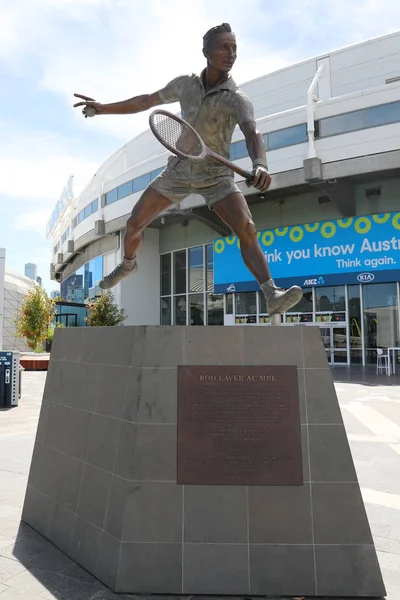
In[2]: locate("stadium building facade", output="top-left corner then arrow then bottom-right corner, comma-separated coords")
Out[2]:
47,32 -> 400,367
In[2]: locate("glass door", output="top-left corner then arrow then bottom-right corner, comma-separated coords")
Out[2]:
332,326 -> 348,363
319,325 -> 349,364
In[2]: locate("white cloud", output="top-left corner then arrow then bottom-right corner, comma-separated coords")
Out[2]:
0,0 -> 289,140
2,0 -> 400,142
0,126 -> 99,202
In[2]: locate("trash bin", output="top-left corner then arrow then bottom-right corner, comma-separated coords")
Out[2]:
0,351 -> 20,408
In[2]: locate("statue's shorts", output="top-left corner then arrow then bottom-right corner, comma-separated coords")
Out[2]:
149,156 -> 240,209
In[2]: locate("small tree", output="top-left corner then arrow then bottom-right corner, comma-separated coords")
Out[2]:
85,290 -> 127,327
15,287 -> 56,351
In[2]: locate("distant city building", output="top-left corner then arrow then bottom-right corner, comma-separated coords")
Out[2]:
24,263 -> 37,281
50,290 -> 60,299
36,276 -> 42,287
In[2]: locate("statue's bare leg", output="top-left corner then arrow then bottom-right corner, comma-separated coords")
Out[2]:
213,192 -> 303,315
100,187 -> 172,289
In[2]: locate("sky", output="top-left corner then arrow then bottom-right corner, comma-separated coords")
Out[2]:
1,0 -> 400,293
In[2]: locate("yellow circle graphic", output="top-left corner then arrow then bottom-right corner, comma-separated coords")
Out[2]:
372,213 -> 390,224
226,236 -> 237,245
321,222 -> 336,238
257,231 -> 261,239
304,223 -> 319,232
337,218 -> 353,228
392,213 -> 400,230
261,231 -> 274,246
355,217 -> 371,234
289,226 -> 304,242
274,227 -> 288,236
214,240 -> 225,254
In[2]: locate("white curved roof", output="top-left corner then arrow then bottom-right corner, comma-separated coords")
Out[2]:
5,270 -> 38,294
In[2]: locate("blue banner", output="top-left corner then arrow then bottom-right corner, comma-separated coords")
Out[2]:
214,212 -> 400,293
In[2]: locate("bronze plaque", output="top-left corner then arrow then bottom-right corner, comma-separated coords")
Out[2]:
177,365 -> 303,486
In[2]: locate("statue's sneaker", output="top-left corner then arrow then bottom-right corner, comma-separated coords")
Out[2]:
261,279 -> 303,316
99,258 -> 137,290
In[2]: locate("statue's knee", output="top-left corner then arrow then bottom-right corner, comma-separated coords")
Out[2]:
239,218 -> 257,245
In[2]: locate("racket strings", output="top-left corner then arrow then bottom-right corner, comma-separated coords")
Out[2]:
153,114 -> 203,158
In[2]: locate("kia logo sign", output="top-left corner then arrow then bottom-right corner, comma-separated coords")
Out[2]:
357,273 -> 375,283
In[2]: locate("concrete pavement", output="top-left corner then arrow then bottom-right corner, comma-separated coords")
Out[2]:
0,370 -> 399,599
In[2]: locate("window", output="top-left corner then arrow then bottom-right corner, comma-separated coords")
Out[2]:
133,173 -> 151,192
207,294 -> 223,325
189,293 -> 204,325
235,292 -> 257,315
160,254 -> 171,296
233,140 -> 248,159
84,203 -> 92,218
91,199 -> 98,213
226,293 -> 233,314
348,285 -> 362,364
206,244 -> 214,292
77,210 -> 85,224
160,297 -> 171,325
268,123 -> 308,150
319,110 -> 364,137
160,245 -> 219,327
151,167 -> 164,180
105,188 -> 118,205
364,101 -> 400,128
174,296 -> 187,325
174,251 -> 186,294
60,256 -> 103,303
288,288 -> 314,313
315,286 -> 345,312
118,181 -> 133,199
189,246 -> 204,292
101,194 -> 106,207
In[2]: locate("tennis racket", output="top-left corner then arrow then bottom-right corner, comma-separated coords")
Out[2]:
149,109 -> 254,184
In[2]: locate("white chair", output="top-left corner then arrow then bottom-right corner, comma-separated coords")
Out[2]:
376,348 -> 391,376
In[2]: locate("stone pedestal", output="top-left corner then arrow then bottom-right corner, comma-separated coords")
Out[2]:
22,325 -> 386,597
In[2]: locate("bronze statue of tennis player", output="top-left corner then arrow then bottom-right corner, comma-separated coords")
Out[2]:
73,23 -> 303,315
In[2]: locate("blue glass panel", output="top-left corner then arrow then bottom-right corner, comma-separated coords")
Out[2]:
365,101 -> 400,128
319,111 -> 364,137
91,199 -> 98,213
133,172 -> 151,192
150,167 -> 164,180
106,188 -> 118,205
60,266 -> 85,303
117,181 -> 133,199
268,123 -> 307,150
77,210 -> 85,224
234,140 -> 248,159
229,144 -> 235,160
101,194 -> 106,207
84,203 -> 92,218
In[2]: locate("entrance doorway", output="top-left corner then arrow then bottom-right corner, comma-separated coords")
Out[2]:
320,325 -> 348,364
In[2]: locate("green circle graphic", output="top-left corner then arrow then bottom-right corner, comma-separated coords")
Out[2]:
262,231 -> 274,246
214,240 -> 225,254
355,217 -> 371,234
321,222 -> 336,238
289,226 -> 304,242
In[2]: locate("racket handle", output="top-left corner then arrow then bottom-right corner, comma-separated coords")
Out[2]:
209,152 -> 254,184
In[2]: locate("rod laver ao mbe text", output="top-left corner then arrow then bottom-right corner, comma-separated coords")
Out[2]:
199,374 -> 277,382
